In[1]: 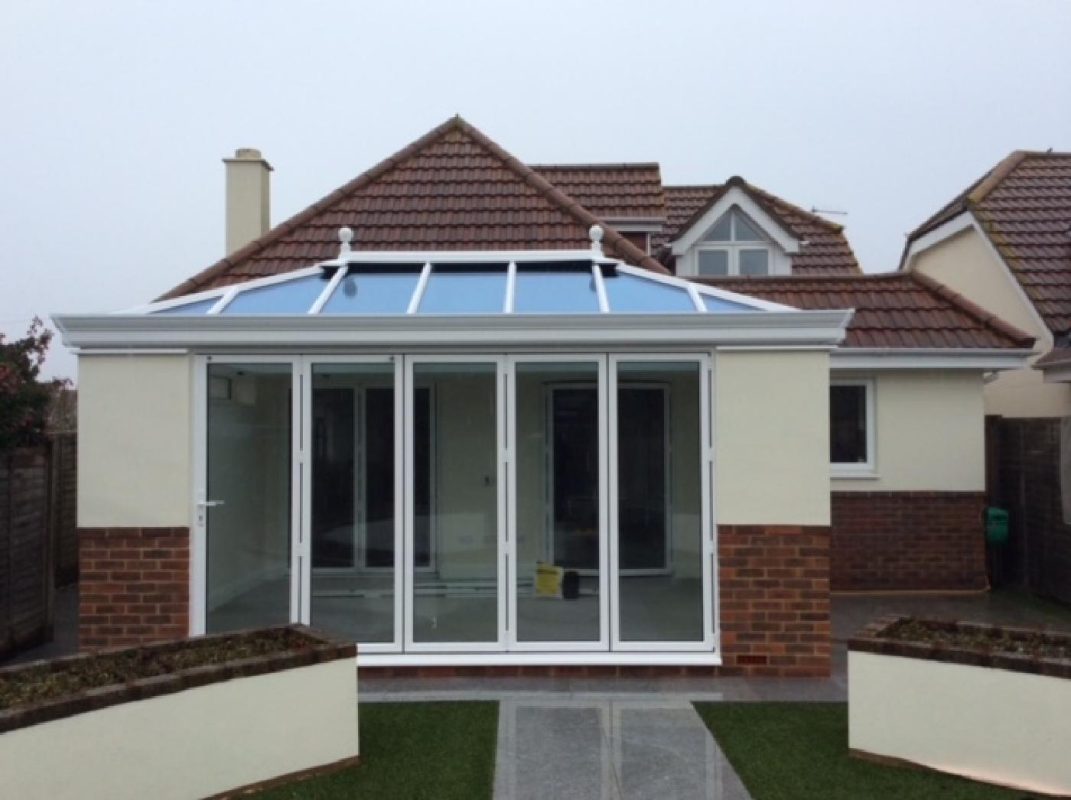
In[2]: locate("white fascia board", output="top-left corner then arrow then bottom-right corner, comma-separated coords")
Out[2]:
901,211 -> 974,266
53,309 -> 852,351
670,186 -> 800,256
832,347 -> 1034,371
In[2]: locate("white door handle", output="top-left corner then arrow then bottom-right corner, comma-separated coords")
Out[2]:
198,500 -> 226,508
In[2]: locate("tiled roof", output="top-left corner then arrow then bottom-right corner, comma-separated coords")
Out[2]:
659,182 -> 862,275
530,163 -> 666,222
696,272 -> 1034,350
907,151 -> 1071,333
162,117 -> 665,298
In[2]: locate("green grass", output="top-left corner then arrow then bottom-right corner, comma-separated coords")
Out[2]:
695,703 -> 1035,800
254,701 -> 498,800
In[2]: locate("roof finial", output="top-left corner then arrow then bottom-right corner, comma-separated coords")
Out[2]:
338,226 -> 354,258
589,224 -> 604,256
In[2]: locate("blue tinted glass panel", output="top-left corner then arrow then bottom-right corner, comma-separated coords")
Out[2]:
513,271 -> 600,314
152,298 -> 218,315
321,272 -> 421,314
701,293 -> 756,312
603,273 -> 696,313
418,271 -> 507,314
222,274 -> 328,314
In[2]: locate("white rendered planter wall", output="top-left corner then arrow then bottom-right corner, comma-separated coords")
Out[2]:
849,618 -> 1071,797
0,628 -> 358,800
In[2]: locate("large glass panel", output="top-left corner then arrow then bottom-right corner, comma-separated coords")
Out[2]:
418,268 -> 507,314
616,362 -> 704,642
321,271 -> 422,315
603,273 -> 696,313
697,250 -> 729,277
830,384 -> 868,465
703,213 -> 732,241
513,271 -> 601,314
206,363 -> 292,633
412,363 -> 499,644
515,363 -> 600,643
222,274 -> 329,314
733,211 -> 765,242
739,248 -> 769,276
309,363 -> 400,643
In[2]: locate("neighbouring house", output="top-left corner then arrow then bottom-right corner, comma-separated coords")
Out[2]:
901,150 -> 1071,604
55,117 -> 1034,676
900,150 -> 1071,417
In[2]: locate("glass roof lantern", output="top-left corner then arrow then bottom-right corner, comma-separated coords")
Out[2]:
134,226 -> 786,318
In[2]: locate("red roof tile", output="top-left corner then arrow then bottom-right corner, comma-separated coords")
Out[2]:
162,117 -> 666,298
660,182 -> 862,276
907,151 -> 1071,333
696,273 -> 1034,350
531,164 -> 665,222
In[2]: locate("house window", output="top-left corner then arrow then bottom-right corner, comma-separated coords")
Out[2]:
830,380 -> 874,473
695,208 -> 772,277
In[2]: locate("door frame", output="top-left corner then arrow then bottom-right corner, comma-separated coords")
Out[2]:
191,354 -> 305,637
506,355 -> 610,652
402,354 -> 507,653
299,355 -> 404,653
608,353 -> 716,653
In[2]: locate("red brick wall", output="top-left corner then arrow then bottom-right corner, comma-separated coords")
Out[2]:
718,525 -> 831,677
79,527 -> 189,650
830,492 -> 986,591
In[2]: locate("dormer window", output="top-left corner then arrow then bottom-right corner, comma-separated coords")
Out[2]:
695,209 -> 771,277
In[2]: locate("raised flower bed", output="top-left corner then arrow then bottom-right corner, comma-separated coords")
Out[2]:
1,625 -> 358,800
849,616 -> 1071,797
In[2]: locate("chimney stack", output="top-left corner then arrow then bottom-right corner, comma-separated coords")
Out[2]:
223,148 -> 272,255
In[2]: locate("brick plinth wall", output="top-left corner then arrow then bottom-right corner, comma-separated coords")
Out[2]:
830,492 -> 986,591
79,527 -> 190,650
717,525 -> 831,677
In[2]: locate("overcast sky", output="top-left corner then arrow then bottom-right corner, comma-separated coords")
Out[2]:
2,0 -> 1069,380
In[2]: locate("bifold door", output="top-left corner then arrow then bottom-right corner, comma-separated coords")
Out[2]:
195,354 -> 715,656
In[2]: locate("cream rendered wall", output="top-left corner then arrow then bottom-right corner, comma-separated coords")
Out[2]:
832,371 -> 985,493
78,355 -> 193,528
714,350 -> 830,526
911,227 -> 1070,418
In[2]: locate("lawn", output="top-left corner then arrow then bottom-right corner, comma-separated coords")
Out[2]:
695,702 -> 1034,800
253,701 -> 498,800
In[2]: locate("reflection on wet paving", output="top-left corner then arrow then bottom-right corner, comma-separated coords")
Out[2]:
492,696 -> 752,800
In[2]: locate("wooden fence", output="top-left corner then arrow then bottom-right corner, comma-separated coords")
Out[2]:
0,434 -> 78,660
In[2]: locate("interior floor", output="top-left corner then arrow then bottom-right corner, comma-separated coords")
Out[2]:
206,574 -> 705,645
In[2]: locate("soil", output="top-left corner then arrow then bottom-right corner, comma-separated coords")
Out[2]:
0,628 -> 315,711
880,618 -> 1071,661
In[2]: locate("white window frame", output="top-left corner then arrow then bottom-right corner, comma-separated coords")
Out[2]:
507,355 -> 610,653
608,353 -> 716,653
693,208 -> 778,278
830,377 -> 876,477
301,355 -> 405,654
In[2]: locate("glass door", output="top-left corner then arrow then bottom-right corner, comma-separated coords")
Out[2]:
609,355 -> 715,652
508,357 -> 608,650
303,358 -> 402,652
404,357 -> 505,651
196,358 -> 299,635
